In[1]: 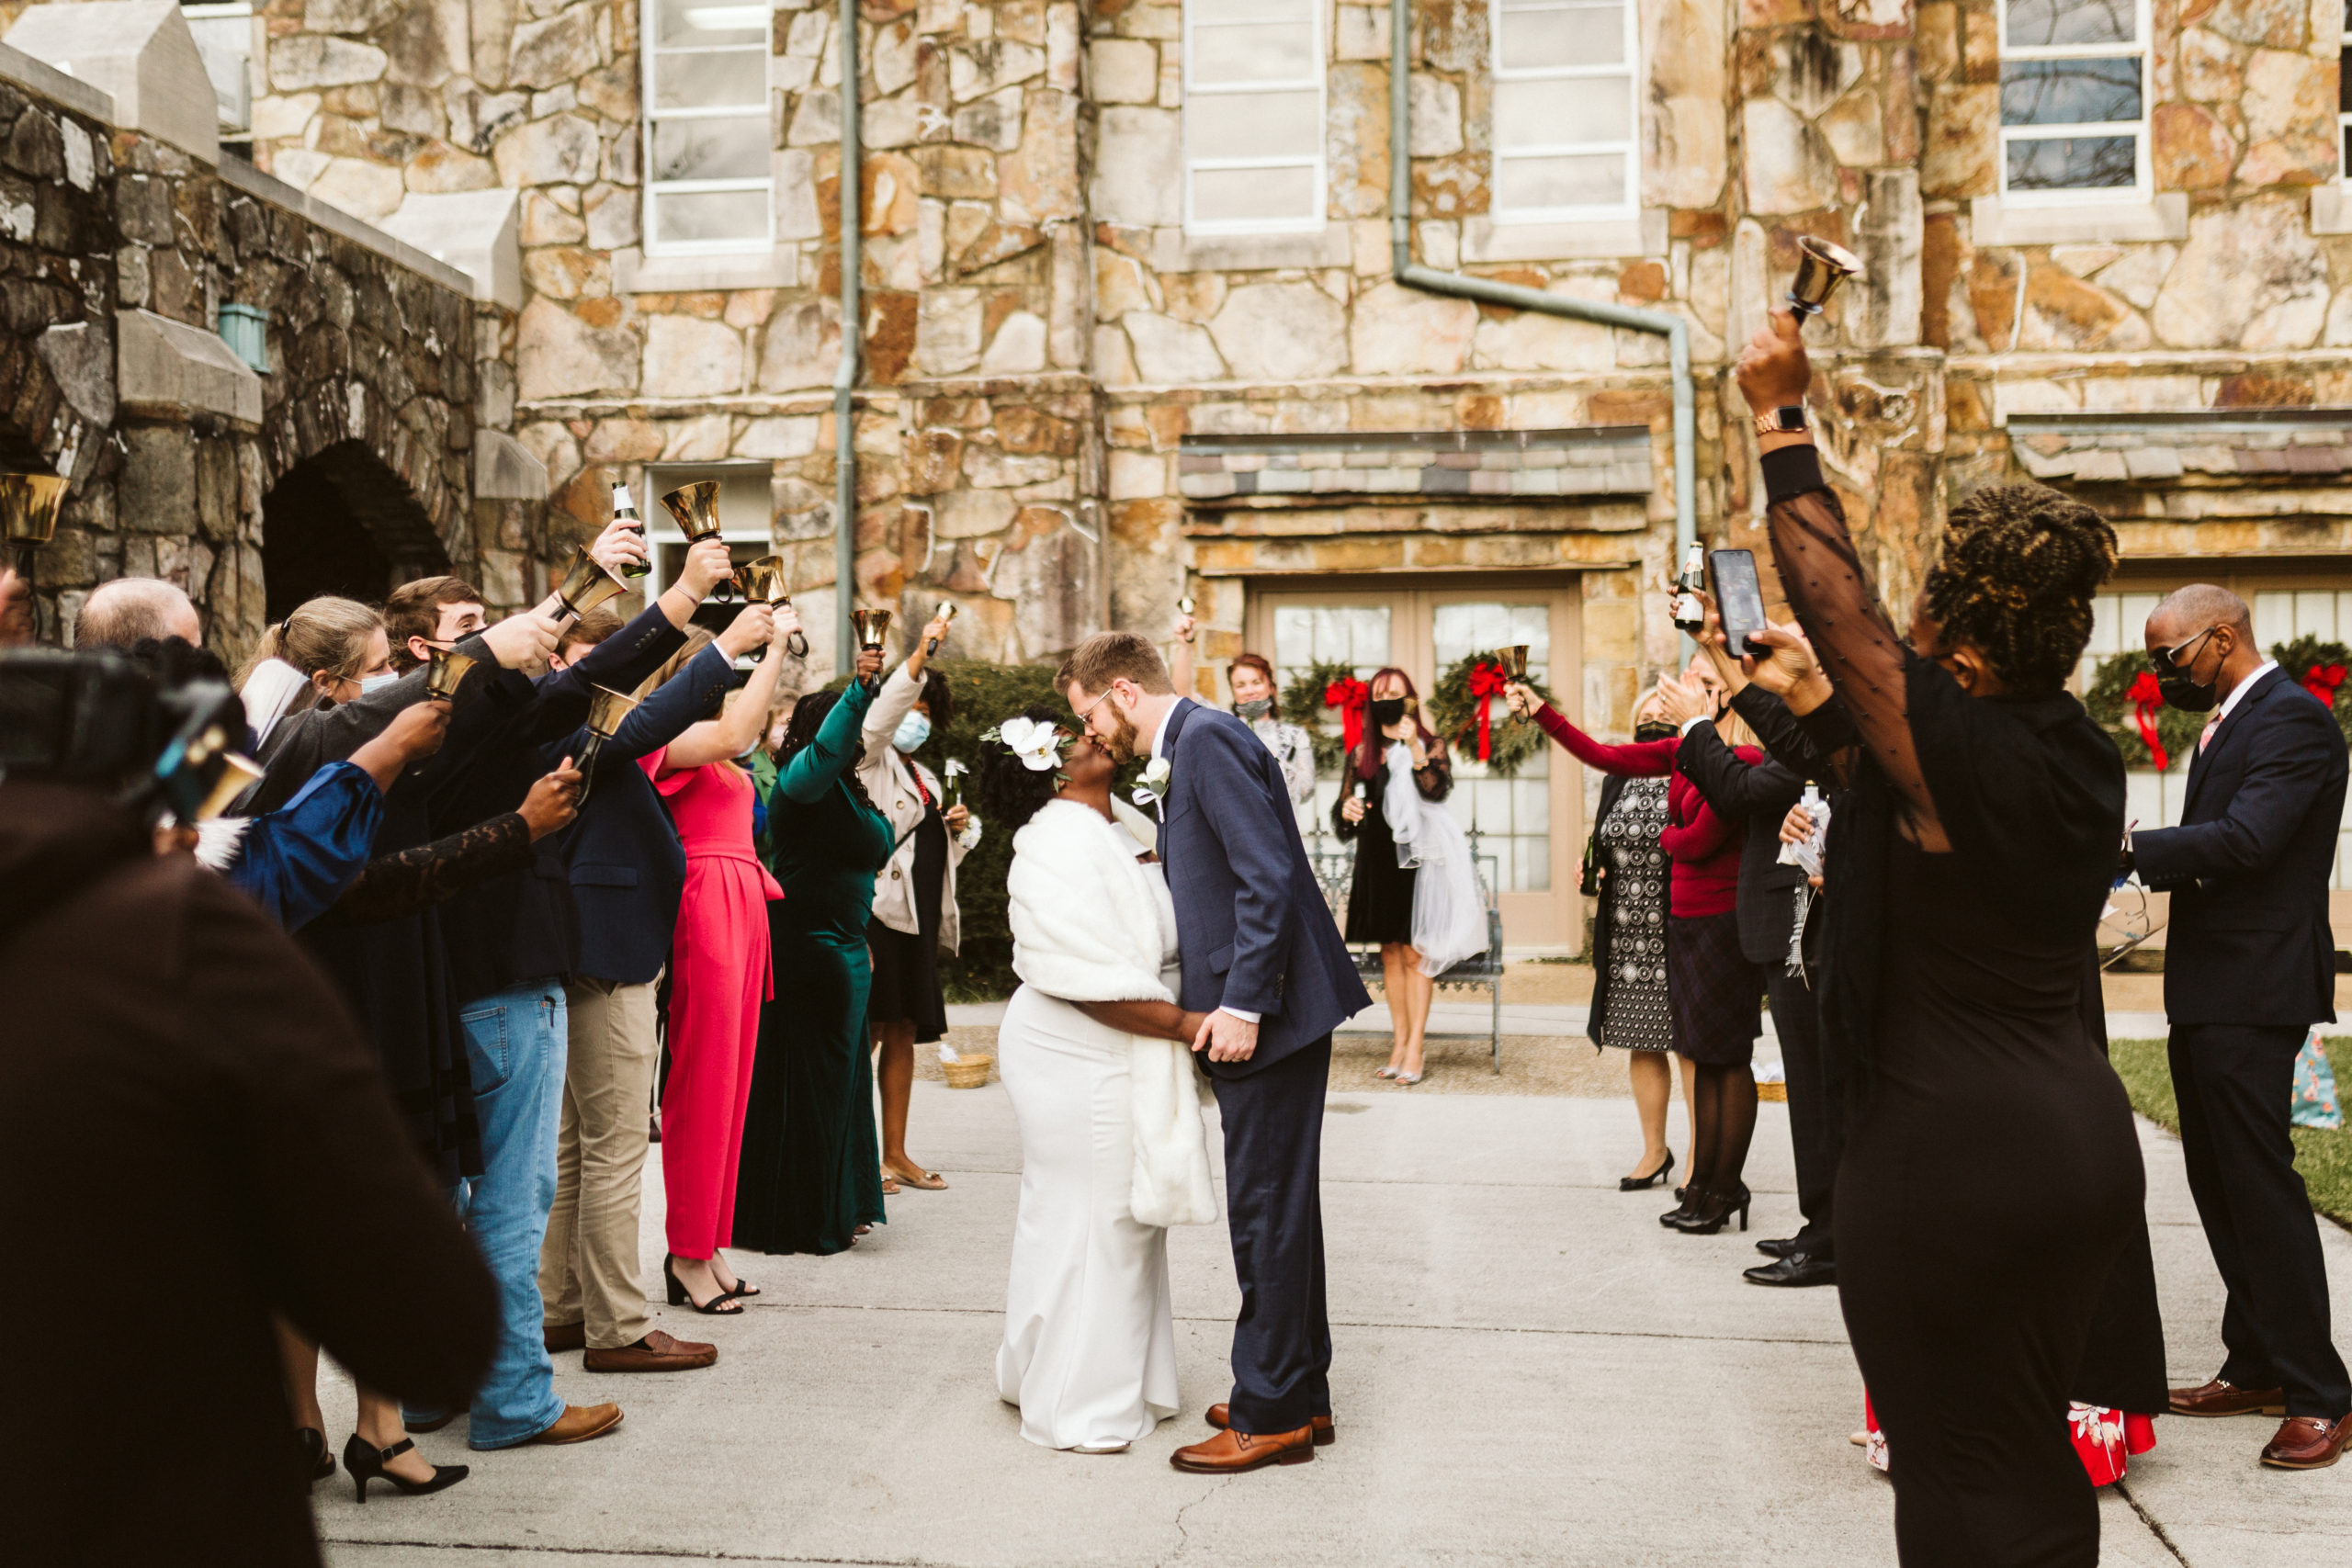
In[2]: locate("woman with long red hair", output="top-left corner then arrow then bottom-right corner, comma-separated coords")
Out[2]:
1333,668 -> 1452,1083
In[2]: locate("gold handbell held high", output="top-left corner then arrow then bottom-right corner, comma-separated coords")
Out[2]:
196,752 -> 265,822
1786,236 -> 1864,319
572,684 -> 642,811
850,608 -> 892,688
552,545 -> 627,624
660,480 -> 725,544
426,648 -> 477,701
732,556 -> 809,658
2,470 -> 70,575
1497,644 -> 1531,680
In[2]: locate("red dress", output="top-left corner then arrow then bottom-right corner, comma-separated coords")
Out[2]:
644,750 -> 784,1261
1863,1393 -> 2155,1487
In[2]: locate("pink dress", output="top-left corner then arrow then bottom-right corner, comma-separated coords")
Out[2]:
644,750 -> 783,1260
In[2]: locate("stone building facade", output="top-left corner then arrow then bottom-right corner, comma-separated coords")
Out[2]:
0,2 -> 548,664
20,0 -> 2352,946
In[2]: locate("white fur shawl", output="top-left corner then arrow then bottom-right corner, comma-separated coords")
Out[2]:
1007,799 -> 1216,1228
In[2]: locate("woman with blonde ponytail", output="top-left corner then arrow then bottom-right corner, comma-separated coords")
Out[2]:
237,597 -> 395,746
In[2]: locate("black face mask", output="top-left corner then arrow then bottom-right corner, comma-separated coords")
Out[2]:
1236,697 -> 1273,722
1634,721 -> 1678,742
2154,628 -> 2220,714
1368,696 -> 1407,727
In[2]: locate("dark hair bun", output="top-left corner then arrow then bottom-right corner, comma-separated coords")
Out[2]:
1923,482 -> 2118,691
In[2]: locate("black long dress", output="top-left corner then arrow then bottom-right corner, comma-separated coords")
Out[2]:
1764,447 -> 2147,1566
1334,744 -> 1451,943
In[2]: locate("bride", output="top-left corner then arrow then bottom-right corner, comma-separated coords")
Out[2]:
974,704 -> 1219,1453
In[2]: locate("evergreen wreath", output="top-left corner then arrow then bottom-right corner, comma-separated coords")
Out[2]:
1282,659 -> 1364,776
2084,634 -> 2352,770
1427,652 -> 1553,777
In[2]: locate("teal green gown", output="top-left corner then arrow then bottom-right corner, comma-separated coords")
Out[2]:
732,679 -> 895,1255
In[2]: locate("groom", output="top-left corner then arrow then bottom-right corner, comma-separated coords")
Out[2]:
1063,632 -> 1372,1474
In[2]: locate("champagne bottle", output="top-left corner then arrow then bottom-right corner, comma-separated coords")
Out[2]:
1671,542 -> 1706,633
610,484 -> 649,579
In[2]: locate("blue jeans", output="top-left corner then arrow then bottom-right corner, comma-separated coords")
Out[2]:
408,981 -> 571,1449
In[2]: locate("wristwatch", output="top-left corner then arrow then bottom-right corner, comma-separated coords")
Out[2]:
1755,405 -> 1810,438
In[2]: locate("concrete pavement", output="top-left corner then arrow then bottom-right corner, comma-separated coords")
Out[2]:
312,1076 -> 2350,1567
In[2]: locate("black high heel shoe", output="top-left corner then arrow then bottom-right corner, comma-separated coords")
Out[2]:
1669,1181 -> 1752,1235
296,1427 -> 335,1485
665,1254 -> 745,1315
343,1434 -> 467,1503
712,1247 -> 761,1300
1620,1149 -> 1675,1192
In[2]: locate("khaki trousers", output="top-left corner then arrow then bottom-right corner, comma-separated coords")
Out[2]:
537,975 -> 658,1348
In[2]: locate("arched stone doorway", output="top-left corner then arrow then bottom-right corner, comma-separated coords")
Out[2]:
262,438 -> 449,618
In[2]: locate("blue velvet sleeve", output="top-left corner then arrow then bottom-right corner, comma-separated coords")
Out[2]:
224,761 -> 386,931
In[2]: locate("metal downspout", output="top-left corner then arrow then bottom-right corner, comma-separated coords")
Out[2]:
833,0 -> 862,675
1385,0 -> 1696,638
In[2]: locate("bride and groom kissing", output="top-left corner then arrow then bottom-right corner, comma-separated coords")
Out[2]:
972,631 -> 1371,1472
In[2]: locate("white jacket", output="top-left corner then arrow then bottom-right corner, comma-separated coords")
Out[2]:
1007,799 -> 1217,1228
861,664 -> 980,952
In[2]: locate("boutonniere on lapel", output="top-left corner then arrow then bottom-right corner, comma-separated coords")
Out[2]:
1132,755 -> 1172,811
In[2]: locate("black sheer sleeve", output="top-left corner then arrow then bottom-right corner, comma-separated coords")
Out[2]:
1413,744 -> 1453,802
1760,445 -> 1937,836
314,813 -> 533,927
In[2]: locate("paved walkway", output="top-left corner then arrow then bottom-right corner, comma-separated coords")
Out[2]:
315,1079 -> 2350,1567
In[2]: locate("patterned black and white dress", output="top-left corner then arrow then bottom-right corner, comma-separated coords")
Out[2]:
1593,776 -> 1671,1052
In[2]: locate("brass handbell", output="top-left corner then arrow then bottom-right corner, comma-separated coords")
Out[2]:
572,684 -> 641,811
850,608 -> 892,689
660,480 -> 725,544
552,545 -> 627,623
1787,236 -> 1864,318
732,556 -> 809,657
1497,644 -> 1531,680
426,648 -> 477,701
195,752 -> 265,821
2,470 -> 70,574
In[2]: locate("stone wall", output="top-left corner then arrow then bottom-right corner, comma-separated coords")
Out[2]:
1,20 -> 533,663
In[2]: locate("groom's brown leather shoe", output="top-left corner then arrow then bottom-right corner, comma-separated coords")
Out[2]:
2169,1377 -> 2287,1417
1207,1403 -> 1335,1446
2260,1416 -> 2349,1470
1170,1425 -> 1316,1472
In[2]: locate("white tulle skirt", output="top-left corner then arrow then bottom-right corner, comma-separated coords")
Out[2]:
1383,746 -> 1489,978
994,985 -> 1180,1450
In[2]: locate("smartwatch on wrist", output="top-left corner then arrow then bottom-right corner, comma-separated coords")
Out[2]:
1755,405 -> 1810,438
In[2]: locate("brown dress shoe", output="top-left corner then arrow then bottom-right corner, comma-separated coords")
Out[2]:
583,1330 -> 718,1372
1170,1425 -> 1316,1473
2169,1377 -> 2287,1417
543,1321 -> 586,1354
528,1403 -> 624,1445
1207,1403 -> 1335,1446
2260,1416 -> 2350,1470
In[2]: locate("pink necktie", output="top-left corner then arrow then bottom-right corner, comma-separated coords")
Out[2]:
2199,713 -> 2221,753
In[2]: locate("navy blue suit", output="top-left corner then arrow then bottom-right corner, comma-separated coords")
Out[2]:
1155,698 -> 1371,1434
2133,664 -> 2350,1418
543,641 -> 736,986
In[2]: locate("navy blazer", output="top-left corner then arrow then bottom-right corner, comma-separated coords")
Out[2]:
1156,699 -> 1371,1077
542,640 -> 736,986
2133,665 -> 2347,1029
433,601 -> 689,1002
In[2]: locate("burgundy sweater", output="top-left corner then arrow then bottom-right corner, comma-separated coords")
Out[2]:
1531,701 -> 1750,919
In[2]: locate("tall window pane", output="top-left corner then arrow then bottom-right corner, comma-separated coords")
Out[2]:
1183,0 -> 1324,233
1491,0 -> 1638,223
644,0 -> 773,254
1432,601 -> 1552,893
1997,0 -> 2148,199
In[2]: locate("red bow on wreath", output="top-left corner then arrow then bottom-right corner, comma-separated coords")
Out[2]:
1323,676 -> 1370,752
2125,670 -> 2169,773
1466,660 -> 1510,761
2302,662 -> 2346,707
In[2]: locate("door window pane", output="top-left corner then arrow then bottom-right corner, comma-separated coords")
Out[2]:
1432,602 -> 1552,893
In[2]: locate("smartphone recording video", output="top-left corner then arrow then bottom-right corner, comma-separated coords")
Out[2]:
1709,549 -> 1767,659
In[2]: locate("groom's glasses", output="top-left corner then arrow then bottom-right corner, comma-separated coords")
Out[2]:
1072,684 -> 1115,726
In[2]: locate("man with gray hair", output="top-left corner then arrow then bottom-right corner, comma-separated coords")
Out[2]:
73,577 -> 201,649
2128,582 -> 2352,1470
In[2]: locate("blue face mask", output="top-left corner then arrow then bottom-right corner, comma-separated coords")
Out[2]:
358,672 -> 400,694
893,712 -> 933,753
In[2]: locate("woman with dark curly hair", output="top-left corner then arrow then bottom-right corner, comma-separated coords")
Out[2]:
732,663 -> 896,1256
1734,310 -> 2153,1566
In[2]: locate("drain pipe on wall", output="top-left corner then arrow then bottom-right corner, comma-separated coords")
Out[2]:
832,0 -> 862,676
1386,0 -> 1696,649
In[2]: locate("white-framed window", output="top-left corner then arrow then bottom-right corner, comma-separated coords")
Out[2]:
1996,0 -> 2150,204
641,465 -> 774,602
1489,0 -> 1638,222
643,0 -> 773,255
180,2 -> 254,135
1182,0 -> 1324,235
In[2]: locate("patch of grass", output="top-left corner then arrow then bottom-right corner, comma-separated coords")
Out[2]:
2110,1038 -> 2352,1228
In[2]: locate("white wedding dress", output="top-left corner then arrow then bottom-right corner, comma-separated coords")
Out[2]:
993,799 -> 1216,1451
